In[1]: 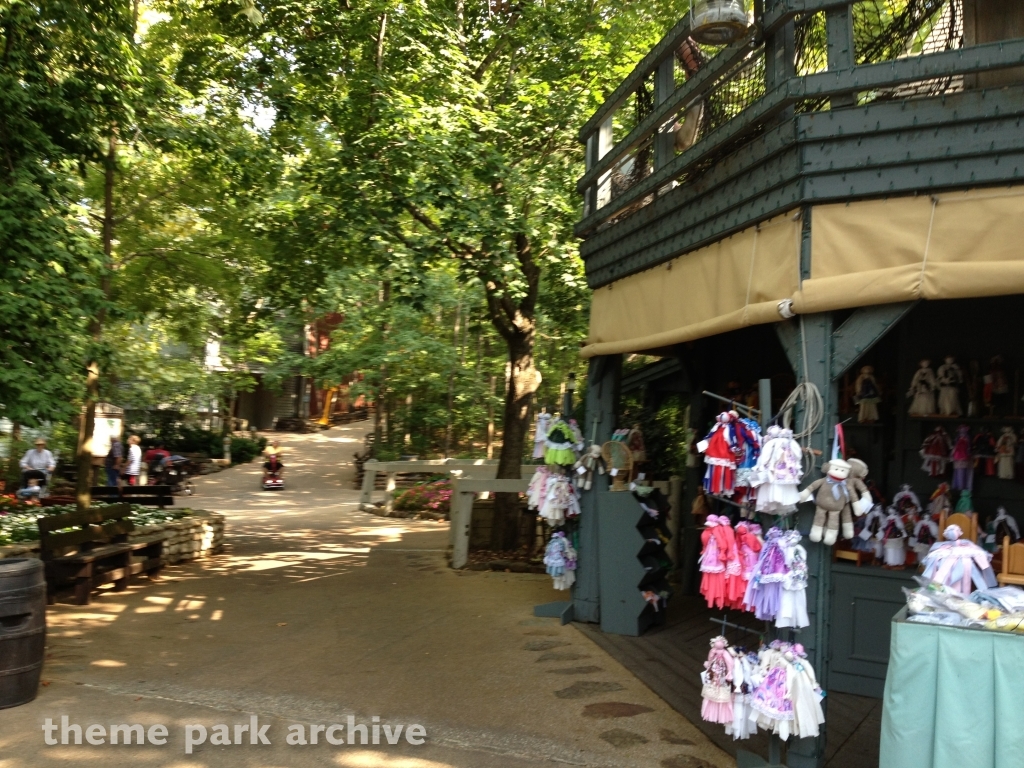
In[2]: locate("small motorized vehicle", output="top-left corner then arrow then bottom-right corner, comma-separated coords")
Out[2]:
262,454 -> 284,491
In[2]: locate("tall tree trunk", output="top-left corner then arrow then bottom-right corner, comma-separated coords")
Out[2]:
486,373 -> 496,459
76,134 -> 116,511
444,300 -> 462,458
491,329 -> 540,549
373,279 -> 391,451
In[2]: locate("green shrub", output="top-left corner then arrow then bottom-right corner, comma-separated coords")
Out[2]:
229,436 -> 266,465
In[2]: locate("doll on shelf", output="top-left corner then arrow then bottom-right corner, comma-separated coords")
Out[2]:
973,429 -> 997,478
919,426 -> 952,477
928,482 -> 953,519
907,359 -> 938,417
879,505 -> 908,569
987,355 -> 1011,416
995,427 -> 1018,480
982,507 -> 1021,554
936,357 -> 963,417
853,366 -> 882,423
950,425 -> 973,491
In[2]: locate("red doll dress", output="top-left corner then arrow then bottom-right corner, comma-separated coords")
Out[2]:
699,516 -> 727,609
701,412 -> 739,497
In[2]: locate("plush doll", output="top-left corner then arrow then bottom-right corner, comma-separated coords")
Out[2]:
921,525 -> 997,595
982,507 -> 1021,553
907,359 -> 938,416
853,366 -> 882,423
701,636 -> 735,725
973,429 -> 997,477
951,425 -> 973,491
919,427 -> 952,477
928,483 -> 953,519
936,357 -> 964,416
544,417 -> 579,466
843,458 -> 874,539
698,411 -> 741,497
573,444 -> 606,490
995,427 -> 1017,480
800,459 -> 872,545
879,505 -> 908,568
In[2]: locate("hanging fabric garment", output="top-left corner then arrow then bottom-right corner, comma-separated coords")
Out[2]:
700,636 -> 734,725
751,427 -> 804,514
699,516 -> 728,609
743,527 -> 788,621
532,412 -> 551,459
698,412 -> 742,497
775,531 -> 809,629
543,532 -> 577,590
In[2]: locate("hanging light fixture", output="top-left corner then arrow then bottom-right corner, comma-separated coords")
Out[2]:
690,0 -> 749,45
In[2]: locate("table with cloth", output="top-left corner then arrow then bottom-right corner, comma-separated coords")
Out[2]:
880,608 -> 1024,768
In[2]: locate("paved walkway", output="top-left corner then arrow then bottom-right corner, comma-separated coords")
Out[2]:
0,422 -> 732,768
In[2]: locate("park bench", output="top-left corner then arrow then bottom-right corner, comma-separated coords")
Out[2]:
38,502 -> 164,605
89,485 -> 175,508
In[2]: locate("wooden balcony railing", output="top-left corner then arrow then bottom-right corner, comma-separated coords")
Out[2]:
576,0 -> 1016,237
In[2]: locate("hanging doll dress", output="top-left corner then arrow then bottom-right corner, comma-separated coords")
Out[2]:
751,427 -> 803,514
743,527 -> 788,621
699,413 -> 740,497
699,516 -> 728,609
775,531 -> 809,629
701,643 -> 734,725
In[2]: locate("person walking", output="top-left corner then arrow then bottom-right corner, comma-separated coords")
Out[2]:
124,435 -> 143,486
19,438 -> 56,490
105,436 -> 124,487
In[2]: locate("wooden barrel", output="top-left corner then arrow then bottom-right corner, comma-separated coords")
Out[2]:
0,558 -> 46,709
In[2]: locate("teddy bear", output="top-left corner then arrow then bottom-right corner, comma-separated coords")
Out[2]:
573,444 -> 606,491
798,458 -> 872,546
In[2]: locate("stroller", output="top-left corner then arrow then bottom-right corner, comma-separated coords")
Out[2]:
262,454 -> 284,491
154,456 -> 194,496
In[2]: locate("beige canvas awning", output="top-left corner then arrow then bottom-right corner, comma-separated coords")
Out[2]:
582,212 -> 802,357
582,187 -> 1024,358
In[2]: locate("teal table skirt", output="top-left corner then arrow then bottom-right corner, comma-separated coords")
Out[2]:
880,608 -> 1024,768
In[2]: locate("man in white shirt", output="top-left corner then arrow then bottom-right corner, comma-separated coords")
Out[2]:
20,438 -> 56,489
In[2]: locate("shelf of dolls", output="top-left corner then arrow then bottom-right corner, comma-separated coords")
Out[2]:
908,415 -> 1024,425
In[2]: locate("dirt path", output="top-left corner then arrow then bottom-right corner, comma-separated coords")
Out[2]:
0,422 -> 732,768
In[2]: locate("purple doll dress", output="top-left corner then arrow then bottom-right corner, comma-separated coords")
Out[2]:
743,527 -> 788,621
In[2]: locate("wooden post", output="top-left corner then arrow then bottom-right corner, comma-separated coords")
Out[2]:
383,472 -> 397,513
359,460 -> 378,505
668,474 -> 683,568
451,484 -> 474,569
572,354 -> 621,623
785,312 -> 836,768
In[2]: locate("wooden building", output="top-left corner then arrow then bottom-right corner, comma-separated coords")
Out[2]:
567,1 -> 1024,765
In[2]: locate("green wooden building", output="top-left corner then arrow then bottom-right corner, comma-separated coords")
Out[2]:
568,1 -> 1024,765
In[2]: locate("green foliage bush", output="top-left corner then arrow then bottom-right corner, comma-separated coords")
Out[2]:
229,436 -> 267,465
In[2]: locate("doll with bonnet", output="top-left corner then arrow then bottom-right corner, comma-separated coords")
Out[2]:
701,635 -> 734,725
907,359 -> 938,416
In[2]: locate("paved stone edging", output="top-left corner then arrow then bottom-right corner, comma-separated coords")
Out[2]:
0,509 -> 225,564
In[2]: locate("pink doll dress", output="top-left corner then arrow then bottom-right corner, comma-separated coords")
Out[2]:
699,516 -> 727,609
716,521 -> 746,609
701,646 -> 734,725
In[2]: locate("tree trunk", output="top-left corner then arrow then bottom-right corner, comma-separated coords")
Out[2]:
75,134 -> 116,511
444,300 -> 461,458
491,330 -> 540,550
373,279 -> 391,451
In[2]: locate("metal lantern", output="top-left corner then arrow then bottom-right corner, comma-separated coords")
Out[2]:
690,0 -> 749,45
